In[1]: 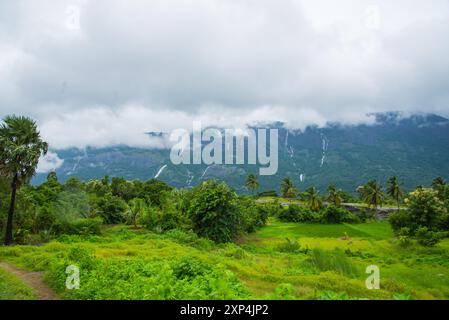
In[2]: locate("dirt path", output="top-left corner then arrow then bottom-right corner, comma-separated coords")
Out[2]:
0,261 -> 59,300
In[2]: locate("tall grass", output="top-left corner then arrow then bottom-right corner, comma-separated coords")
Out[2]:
308,248 -> 359,278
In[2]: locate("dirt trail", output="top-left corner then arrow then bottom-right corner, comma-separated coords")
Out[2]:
0,261 -> 59,300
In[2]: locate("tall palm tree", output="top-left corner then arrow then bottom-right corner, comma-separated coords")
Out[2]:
245,174 -> 260,196
386,176 -> 404,209
281,177 -> 296,201
0,116 -> 48,245
306,187 -> 322,212
358,180 -> 385,209
327,184 -> 343,207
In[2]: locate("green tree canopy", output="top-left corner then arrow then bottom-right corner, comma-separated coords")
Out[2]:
0,116 -> 48,245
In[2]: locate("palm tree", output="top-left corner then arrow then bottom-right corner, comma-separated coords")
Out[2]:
306,187 -> 322,212
386,176 -> 404,209
245,174 -> 260,196
358,180 -> 385,209
281,177 -> 296,201
0,116 -> 48,245
327,184 -> 343,207
125,198 -> 146,228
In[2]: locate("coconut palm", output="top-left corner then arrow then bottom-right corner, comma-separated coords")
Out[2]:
245,174 -> 260,195
306,187 -> 322,212
327,184 -> 343,207
358,180 -> 385,209
0,115 -> 48,245
125,198 -> 147,228
281,177 -> 296,201
386,176 -> 404,209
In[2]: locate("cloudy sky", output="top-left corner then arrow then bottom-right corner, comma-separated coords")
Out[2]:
1,0 -> 449,150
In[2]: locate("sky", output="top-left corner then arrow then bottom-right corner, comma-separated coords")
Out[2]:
1,0 -> 449,153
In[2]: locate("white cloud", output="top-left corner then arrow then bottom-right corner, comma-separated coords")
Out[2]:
37,151 -> 64,173
0,0 -> 448,149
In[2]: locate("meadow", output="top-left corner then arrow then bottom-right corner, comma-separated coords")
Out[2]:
1,218 -> 449,300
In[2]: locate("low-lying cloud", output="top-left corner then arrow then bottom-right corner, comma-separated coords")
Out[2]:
1,0 -> 449,149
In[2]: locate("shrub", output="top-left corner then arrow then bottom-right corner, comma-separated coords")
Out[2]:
53,218 -> 102,236
277,238 -> 302,253
237,197 -> 269,233
273,283 -> 295,300
256,202 -> 284,218
171,257 -> 209,280
389,210 -> 415,234
92,193 -> 128,224
278,205 -> 316,223
404,188 -> 446,231
187,180 -> 240,243
139,206 -> 159,230
319,206 -> 358,224
415,227 -> 441,247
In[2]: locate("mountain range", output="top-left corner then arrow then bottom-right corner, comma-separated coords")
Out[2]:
33,112 -> 449,194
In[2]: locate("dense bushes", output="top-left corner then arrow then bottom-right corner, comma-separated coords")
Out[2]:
53,218 -> 103,236
40,247 -> 249,300
278,204 -> 358,224
1,172 -> 270,244
187,181 -> 240,243
389,188 -> 448,246
279,205 -> 316,223
319,206 -> 359,224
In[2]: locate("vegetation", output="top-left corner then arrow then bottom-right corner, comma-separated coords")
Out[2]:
0,268 -> 36,300
245,174 -> 260,195
1,115 -> 449,300
0,116 -> 48,245
280,178 -> 296,200
357,180 -> 385,209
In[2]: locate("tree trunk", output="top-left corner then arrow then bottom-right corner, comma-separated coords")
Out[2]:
4,174 -> 18,246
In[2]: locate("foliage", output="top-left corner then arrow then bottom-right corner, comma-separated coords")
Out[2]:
387,176 -> 404,208
358,180 -> 385,209
280,178 -> 296,199
92,193 -> 128,224
278,204 -> 317,223
305,187 -> 323,212
187,180 -> 240,243
0,268 -> 36,300
245,174 -> 259,195
308,248 -> 359,278
0,115 -> 48,245
415,227 -> 441,247
319,206 -> 358,224
326,184 -> 343,207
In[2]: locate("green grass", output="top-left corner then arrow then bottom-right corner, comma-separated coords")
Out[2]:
0,268 -> 37,300
249,218 -> 393,239
1,220 -> 448,300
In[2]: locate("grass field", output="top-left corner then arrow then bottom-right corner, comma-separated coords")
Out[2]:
0,268 -> 36,300
1,219 -> 449,300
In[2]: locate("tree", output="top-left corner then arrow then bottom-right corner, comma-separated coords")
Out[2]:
306,187 -> 322,212
0,116 -> 48,245
389,188 -> 447,235
326,184 -> 343,207
357,180 -> 385,209
46,171 -> 58,183
187,180 -> 240,243
387,176 -> 404,209
125,198 -> 147,228
432,177 -> 446,197
281,178 -> 296,200
245,174 -> 259,195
